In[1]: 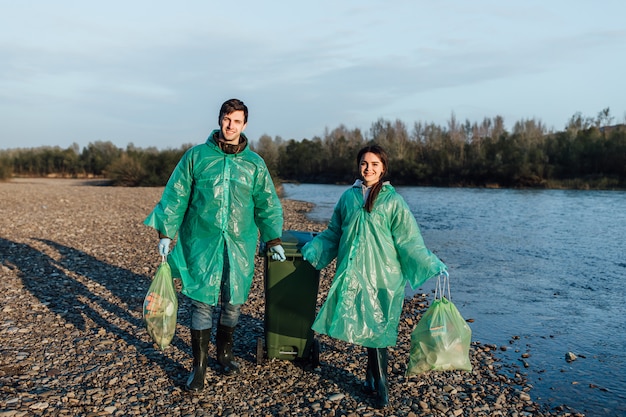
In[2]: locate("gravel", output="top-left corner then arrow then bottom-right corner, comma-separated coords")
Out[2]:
0,178 -> 583,416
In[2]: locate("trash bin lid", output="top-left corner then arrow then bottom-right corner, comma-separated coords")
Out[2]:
259,230 -> 318,257
278,230 -> 317,257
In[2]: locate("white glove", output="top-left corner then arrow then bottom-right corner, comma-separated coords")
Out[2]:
158,238 -> 172,256
269,244 -> 286,262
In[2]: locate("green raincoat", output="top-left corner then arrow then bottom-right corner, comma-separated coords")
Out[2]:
144,131 -> 283,305
302,180 -> 446,348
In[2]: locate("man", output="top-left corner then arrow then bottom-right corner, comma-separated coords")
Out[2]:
144,98 -> 285,392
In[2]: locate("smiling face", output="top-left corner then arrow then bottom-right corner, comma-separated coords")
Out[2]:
219,110 -> 247,144
359,152 -> 385,186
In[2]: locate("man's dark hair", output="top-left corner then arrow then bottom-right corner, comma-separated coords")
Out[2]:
219,98 -> 248,124
356,144 -> 388,213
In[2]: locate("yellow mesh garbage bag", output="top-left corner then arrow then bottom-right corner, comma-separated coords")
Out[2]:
143,260 -> 178,350
406,273 -> 472,375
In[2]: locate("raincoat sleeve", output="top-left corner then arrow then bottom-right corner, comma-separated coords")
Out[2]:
390,196 -> 447,290
143,151 -> 193,238
302,199 -> 343,270
252,161 -> 283,243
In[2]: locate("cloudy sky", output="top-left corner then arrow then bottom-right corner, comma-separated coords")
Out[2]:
1,0 -> 625,151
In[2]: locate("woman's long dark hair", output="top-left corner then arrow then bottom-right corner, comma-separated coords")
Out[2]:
356,145 -> 388,213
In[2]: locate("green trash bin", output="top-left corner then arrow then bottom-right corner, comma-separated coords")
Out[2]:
257,230 -> 320,367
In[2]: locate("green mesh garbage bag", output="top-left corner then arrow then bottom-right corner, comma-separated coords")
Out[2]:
143,260 -> 178,350
406,273 -> 472,375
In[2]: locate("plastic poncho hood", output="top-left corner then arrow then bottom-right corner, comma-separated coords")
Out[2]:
144,131 -> 283,305
302,181 -> 446,348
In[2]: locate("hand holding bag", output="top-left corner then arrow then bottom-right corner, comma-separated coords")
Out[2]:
406,272 -> 472,375
143,257 -> 178,350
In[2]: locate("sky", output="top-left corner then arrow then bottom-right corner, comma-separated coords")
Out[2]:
1,0 -> 625,151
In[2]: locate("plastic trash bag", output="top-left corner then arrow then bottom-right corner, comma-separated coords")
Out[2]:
406,273 -> 472,375
143,259 -> 178,350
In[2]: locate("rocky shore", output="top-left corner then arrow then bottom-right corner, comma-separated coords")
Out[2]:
0,179 -> 583,416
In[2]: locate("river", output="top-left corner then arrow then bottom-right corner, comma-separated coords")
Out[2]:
283,183 -> 626,416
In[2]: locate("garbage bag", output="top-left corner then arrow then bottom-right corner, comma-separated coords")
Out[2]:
406,275 -> 471,375
143,261 -> 178,350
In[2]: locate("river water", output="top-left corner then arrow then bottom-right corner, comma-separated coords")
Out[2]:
283,183 -> 626,416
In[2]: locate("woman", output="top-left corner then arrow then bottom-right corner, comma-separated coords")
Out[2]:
302,144 -> 448,408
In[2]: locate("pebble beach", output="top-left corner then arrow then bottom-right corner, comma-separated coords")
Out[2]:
0,179 -> 583,417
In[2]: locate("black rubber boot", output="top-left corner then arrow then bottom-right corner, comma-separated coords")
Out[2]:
216,324 -> 240,375
185,329 -> 210,392
363,348 -> 376,395
369,347 -> 389,409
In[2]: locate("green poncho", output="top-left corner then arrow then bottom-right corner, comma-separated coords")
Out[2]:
302,181 -> 446,348
144,131 -> 283,305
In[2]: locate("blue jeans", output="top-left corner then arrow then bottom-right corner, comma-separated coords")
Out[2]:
190,245 -> 242,330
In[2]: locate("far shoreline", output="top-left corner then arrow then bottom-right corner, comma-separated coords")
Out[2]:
4,176 -> 626,192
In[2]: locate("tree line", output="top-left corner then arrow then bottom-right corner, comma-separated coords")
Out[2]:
1,108 -> 625,189
0,142 -> 191,186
